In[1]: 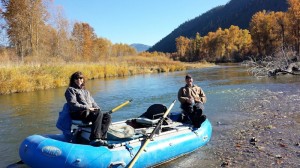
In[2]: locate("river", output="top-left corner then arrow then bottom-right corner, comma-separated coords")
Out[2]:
1,64 -> 299,167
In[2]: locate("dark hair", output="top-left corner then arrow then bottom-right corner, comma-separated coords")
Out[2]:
185,74 -> 192,79
69,71 -> 85,89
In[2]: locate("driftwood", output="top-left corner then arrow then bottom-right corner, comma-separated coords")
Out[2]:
269,62 -> 300,76
244,48 -> 300,77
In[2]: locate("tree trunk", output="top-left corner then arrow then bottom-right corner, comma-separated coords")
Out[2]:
269,62 -> 300,76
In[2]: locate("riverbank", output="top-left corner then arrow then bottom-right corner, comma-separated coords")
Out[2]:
0,57 -> 214,95
212,88 -> 300,167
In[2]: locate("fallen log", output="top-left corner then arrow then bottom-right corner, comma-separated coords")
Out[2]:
269,62 -> 300,76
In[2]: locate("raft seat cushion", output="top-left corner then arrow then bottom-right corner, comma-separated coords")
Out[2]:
140,104 -> 166,119
135,117 -> 160,126
72,120 -> 92,127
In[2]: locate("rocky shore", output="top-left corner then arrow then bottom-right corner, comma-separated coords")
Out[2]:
212,90 -> 300,167
158,85 -> 299,168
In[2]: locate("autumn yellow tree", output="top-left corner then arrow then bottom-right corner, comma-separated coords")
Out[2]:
1,0 -> 49,61
250,11 -> 273,56
110,43 -> 136,57
286,0 -> 300,54
175,36 -> 190,60
49,5 -> 74,61
214,28 -> 226,60
224,25 -> 252,61
192,32 -> 203,61
250,10 -> 291,57
202,29 -> 225,62
93,37 -> 113,61
237,29 -> 252,60
71,22 -> 96,61
274,12 -> 289,50
178,26 -> 252,62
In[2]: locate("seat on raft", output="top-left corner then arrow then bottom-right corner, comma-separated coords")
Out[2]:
71,120 -> 92,127
135,117 -> 160,126
72,119 -> 136,140
135,104 -> 173,127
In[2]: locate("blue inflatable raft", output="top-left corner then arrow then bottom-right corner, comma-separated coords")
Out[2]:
19,112 -> 212,168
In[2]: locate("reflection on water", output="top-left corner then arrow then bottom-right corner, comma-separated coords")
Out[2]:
1,64 -> 299,167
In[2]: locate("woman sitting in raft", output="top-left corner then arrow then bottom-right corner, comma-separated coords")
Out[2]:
65,71 -> 111,147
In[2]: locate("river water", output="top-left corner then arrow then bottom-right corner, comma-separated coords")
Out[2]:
1,64 -> 299,167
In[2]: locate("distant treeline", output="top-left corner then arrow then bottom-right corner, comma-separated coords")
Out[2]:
0,0 -> 139,63
149,0 -> 289,53
0,0 -> 216,95
172,0 -> 300,62
0,0 -> 299,65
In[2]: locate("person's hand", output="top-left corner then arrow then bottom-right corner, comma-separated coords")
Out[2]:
89,108 -> 99,112
186,98 -> 195,104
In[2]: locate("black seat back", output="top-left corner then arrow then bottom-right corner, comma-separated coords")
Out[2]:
140,104 -> 167,119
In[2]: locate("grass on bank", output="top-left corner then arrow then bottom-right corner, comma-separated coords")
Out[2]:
0,56 -> 214,95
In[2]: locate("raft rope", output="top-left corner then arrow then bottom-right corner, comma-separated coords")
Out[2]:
125,142 -> 134,157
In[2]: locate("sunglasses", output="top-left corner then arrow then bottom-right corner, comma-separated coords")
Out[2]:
76,77 -> 84,80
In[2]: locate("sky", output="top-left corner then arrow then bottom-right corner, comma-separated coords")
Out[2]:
53,0 -> 230,46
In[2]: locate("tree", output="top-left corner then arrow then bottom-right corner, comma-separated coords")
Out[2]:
193,32 -> 203,61
237,29 -> 252,60
247,1 -> 300,77
71,22 -> 96,61
110,43 -> 136,57
250,11 -> 283,57
93,37 -> 112,61
274,12 -> 289,50
49,5 -> 73,61
0,6 -> 8,46
1,0 -> 48,61
175,36 -> 190,59
286,0 -> 300,54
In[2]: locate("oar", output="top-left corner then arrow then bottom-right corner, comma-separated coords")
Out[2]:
127,100 -> 176,168
9,99 -> 133,167
6,160 -> 24,168
106,99 -> 133,114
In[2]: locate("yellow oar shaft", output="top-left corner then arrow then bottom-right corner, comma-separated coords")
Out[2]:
108,99 -> 133,114
128,139 -> 151,168
127,100 -> 176,168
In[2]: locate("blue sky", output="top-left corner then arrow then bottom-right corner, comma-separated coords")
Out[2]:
53,0 -> 230,46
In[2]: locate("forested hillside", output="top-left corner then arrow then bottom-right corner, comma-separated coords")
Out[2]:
149,0 -> 288,53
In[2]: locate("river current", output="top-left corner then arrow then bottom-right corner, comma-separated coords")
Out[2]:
1,64 -> 299,167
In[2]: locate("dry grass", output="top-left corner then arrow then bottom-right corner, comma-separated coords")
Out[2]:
0,56 -> 214,94
181,61 -> 215,69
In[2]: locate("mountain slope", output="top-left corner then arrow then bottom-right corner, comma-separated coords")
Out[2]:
130,43 -> 151,53
148,0 -> 289,53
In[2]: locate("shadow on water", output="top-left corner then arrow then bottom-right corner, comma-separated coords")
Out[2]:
1,64 -> 300,167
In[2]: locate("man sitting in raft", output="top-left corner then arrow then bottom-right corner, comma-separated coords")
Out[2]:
178,74 -> 207,128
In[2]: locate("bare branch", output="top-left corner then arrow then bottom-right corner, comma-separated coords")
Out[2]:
244,48 -> 299,77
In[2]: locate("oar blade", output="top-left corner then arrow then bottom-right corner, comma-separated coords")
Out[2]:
127,100 -> 176,168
